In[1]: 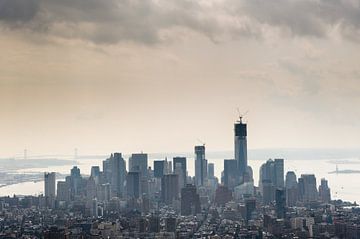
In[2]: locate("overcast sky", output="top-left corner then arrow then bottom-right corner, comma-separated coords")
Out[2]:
1,0 -> 360,157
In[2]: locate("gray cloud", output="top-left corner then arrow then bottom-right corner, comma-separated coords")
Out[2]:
0,0 -> 39,22
1,0 -> 360,44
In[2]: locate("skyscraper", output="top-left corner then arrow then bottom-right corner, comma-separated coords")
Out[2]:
153,160 -> 165,178
234,117 -> 247,180
44,172 -> 56,207
208,163 -> 215,179
195,145 -> 207,187
173,157 -> 187,187
161,174 -> 179,205
274,159 -> 284,188
285,171 -> 298,207
300,174 -> 318,202
223,159 -> 238,189
103,153 -> 126,197
285,171 -> 297,189
90,166 -> 100,178
259,158 -> 285,203
275,188 -> 286,219
129,153 -> 148,178
181,184 -> 201,216
126,171 -> 141,199
319,178 -> 331,203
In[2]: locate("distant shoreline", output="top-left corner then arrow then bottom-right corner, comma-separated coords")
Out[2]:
328,170 -> 360,174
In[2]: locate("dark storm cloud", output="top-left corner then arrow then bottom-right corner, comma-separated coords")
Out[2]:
233,0 -> 360,38
1,0 -> 360,44
0,0 -> 39,22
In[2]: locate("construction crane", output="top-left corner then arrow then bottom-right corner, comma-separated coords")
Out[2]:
236,108 -> 249,123
197,138 -> 206,147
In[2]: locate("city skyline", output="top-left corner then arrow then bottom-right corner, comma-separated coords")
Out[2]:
1,1 -> 360,237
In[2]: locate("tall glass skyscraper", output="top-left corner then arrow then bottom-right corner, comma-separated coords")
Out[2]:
234,118 -> 247,179
195,145 -> 207,187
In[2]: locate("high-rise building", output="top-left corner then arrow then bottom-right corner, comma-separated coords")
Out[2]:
300,174 -> 318,202
274,159 -> 284,188
126,171 -> 141,199
181,184 -> 201,216
57,181 -> 70,202
44,172 -> 56,208
97,183 -> 111,202
285,171 -> 298,207
234,118 -> 247,180
173,157 -> 187,187
275,188 -> 286,219
113,153 -> 126,197
153,160 -> 165,178
90,166 -> 100,178
261,179 -> 275,205
208,163 -> 215,179
69,166 -> 82,199
129,153 -> 148,177
103,153 -> 126,197
285,171 -> 297,189
223,159 -> 238,189
214,185 -> 233,206
195,145 -> 207,187
319,178 -> 331,203
259,159 -> 285,203
245,198 -> 256,222
161,174 -> 179,205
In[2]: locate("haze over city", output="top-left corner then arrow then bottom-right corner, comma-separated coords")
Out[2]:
2,0 -> 360,156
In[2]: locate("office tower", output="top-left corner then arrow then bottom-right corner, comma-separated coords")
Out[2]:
208,163 -> 215,179
173,157 -> 187,187
319,178 -> 331,203
195,145 -> 207,187
97,183 -> 111,202
214,185 -> 233,206
70,166 -> 82,198
126,171 -> 141,199
285,171 -> 298,207
112,153 -> 126,197
129,153 -> 148,177
274,159 -> 284,188
102,153 -> 126,197
259,159 -> 285,203
90,166 -> 100,178
297,177 -> 305,202
161,174 -> 179,205
245,198 -> 256,222
71,166 -> 81,178
181,184 -> 201,216
300,174 -> 318,202
91,198 -> 98,218
86,177 -> 97,200
262,180 -> 275,205
276,188 -> 286,219
44,172 -> 56,207
57,181 -> 70,202
285,171 -> 297,189
174,163 -> 185,191
153,160 -> 165,178
234,118 -> 247,180
223,159 -> 238,189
